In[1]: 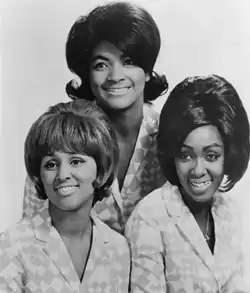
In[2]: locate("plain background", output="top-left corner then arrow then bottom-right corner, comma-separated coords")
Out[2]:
1,0 -> 250,286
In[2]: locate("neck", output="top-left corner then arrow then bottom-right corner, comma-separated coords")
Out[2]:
180,188 -> 212,221
49,198 -> 93,239
106,101 -> 144,139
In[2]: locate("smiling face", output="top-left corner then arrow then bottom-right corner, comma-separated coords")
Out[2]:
40,151 -> 97,211
175,125 -> 225,204
89,41 -> 149,111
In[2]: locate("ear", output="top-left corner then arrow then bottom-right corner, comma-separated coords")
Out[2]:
145,73 -> 150,82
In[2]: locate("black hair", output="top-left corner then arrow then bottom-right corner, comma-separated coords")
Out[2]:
66,1 -> 168,102
157,74 -> 250,191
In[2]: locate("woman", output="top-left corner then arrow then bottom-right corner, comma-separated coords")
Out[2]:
0,100 -> 130,293
23,2 -> 168,233
125,75 -> 250,292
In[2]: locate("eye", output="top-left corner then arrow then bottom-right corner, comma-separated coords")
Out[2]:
206,153 -> 221,162
123,57 -> 134,66
178,152 -> 192,161
44,160 -> 57,170
93,61 -> 108,70
70,158 -> 85,166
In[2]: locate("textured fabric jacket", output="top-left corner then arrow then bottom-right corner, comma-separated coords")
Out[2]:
125,182 -> 246,293
22,103 -> 166,234
0,209 -> 130,293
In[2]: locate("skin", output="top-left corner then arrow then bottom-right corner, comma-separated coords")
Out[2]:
174,125 -> 225,245
89,41 -> 150,112
40,151 -> 97,213
89,41 -> 150,189
175,125 -> 225,206
40,151 -> 98,280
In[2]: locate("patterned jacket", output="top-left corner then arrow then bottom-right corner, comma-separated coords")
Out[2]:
125,181 -> 247,293
23,103 -> 166,234
0,209 -> 130,293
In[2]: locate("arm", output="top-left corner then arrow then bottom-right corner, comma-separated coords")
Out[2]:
221,201 -> 247,293
0,234 -> 24,293
23,175 -> 47,218
125,212 -> 167,293
221,250 -> 247,293
116,240 -> 131,293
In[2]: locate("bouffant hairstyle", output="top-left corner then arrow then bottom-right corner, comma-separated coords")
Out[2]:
157,74 -> 250,191
66,1 -> 168,102
25,99 -> 119,203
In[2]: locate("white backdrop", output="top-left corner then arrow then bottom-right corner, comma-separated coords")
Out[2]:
1,0 -> 250,285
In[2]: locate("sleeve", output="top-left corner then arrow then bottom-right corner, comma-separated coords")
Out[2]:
23,175 -> 47,218
221,201 -> 248,293
116,239 -> 131,293
0,234 -> 24,293
125,211 -> 167,293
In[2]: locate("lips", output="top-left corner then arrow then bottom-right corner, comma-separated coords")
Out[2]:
188,179 -> 212,190
55,185 -> 79,196
104,87 -> 131,95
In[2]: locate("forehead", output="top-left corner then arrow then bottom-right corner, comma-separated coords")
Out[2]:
92,41 -> 123,59
183,125 -> 223,150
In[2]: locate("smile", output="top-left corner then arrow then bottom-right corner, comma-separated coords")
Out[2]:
55,185 -> 78,196
189,180 -> 212,188
105,87 -> 131,95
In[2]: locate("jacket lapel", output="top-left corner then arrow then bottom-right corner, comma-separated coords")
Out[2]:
80,213 -> 111,292
33,209 -> 80,293
121,104 -> 159,195
162,183 -> 215,272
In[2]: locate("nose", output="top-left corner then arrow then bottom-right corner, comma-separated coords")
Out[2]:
108,62 -> 125,82
192,158 -> 206,177
56,163 -> 71,181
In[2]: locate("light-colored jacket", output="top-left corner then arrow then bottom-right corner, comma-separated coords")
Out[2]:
23,103 -> 166,234
0,209 -> 130,293
125,182 -> 246,293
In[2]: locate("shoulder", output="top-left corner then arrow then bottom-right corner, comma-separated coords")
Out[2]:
0,216 -> 35,252
213,192 -> 243,235
127,183 -> 170,227
126,181 -> 179,229
214,192 -> 241,219
143,103 -> 160,133
94,216 -> 129,253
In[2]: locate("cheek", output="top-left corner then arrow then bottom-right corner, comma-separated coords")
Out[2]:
175,162 -> 189,183
40,172 -> 53,190
212,162 -> 224,178
78,165 -> 97,183
90,71 -> 106,87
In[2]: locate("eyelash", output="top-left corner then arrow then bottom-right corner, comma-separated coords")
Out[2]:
206,153 -> 221,162
178,153 -> 221,162
43,158 -> 85,169
93,62 -> 107,70
93,58 -> 135,70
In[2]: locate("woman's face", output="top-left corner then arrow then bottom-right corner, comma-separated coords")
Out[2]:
89,41 -> 149,111
40,151 -> 97,211
175,125 -> 225,204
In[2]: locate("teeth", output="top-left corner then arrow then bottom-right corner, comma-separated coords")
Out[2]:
189,180 -> 211,187
56,186 -> 77,195
105,88 -> 130,95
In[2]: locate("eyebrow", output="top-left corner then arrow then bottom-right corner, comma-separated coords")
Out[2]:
92,52 -> 127,63
181,143 -> 223,151
92,55 -> 110,62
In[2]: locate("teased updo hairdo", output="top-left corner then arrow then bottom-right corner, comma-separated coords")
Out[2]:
157,74 -> 250,192
66,1 -> 168,102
